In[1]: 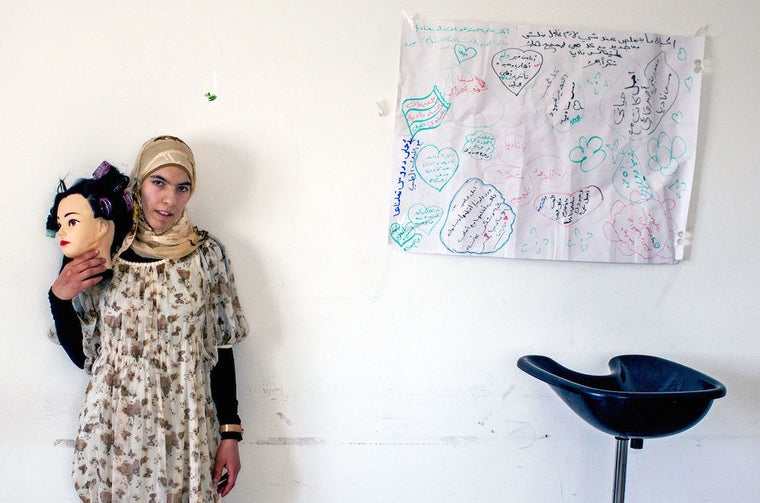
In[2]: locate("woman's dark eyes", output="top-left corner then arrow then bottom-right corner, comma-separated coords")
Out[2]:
152,180 -> 190,192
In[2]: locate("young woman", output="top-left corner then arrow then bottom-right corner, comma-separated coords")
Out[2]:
49,136 -> 249,502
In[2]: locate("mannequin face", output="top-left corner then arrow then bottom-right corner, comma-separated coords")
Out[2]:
56,194 -> 108,258
139,165 -> 193,235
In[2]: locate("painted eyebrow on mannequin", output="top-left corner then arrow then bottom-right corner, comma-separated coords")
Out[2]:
58,211 -> 82,221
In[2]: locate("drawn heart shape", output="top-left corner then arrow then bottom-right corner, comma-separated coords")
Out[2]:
408,204 -> 443,234
454,44 -> 477,64
671,111 -> 683,124
684,76 -> 693,92
491,48 -> 543,96
415,145 -> 459,192
534,185 -> 604,225
389,222 -> 422,251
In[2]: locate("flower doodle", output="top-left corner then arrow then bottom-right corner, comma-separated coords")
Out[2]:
569,136 -> 606,172
568,227 -> 593,252
647,131 -> 687,176
520,226 -> 550,255
586,72 -> 608,95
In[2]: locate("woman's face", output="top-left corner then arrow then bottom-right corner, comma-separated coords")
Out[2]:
56,194 -> 102,258
139,165 -> 193,235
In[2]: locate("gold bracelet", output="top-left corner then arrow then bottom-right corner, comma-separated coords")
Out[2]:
219,424 -> 244,434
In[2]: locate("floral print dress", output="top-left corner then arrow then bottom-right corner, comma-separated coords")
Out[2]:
70,237 -> 248,503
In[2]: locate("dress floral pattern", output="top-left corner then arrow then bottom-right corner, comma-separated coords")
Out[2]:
70,237 -> 248,503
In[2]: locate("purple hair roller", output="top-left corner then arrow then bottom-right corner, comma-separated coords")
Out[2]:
92,161 -> 112,180
99,197 -> 113,217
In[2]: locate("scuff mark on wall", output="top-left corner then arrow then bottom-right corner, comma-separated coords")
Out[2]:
655,265 -> 681,305
256,437 -> 325,446
506,421 -> 543,449
250,432 -> 551,448
502,383 -> 517,401
344,437 -> 478,446
438,436 -> 478,446
53,439 -> 75,448
263,379 -> 289,404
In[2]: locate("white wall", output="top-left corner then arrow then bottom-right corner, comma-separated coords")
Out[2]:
1,0 -> 758,501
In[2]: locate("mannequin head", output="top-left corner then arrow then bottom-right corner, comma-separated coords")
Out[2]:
46,162 -> 134,268
56,193 -> 115,261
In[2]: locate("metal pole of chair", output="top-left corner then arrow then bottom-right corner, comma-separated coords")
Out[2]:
612,437 -> 629,503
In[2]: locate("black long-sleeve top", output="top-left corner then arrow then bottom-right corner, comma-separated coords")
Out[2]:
48,249 -> 242,441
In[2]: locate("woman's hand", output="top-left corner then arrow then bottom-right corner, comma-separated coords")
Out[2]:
51,250 -> 107,300
213,439 -> 241,496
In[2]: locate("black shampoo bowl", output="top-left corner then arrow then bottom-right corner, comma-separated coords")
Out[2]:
517,354 -> 726,502
517,354 -> 726,439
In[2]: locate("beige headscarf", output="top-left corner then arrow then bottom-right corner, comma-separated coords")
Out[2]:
124,135 -> 206,260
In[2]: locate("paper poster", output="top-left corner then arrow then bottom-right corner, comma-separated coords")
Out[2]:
389,16 -> 705,264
